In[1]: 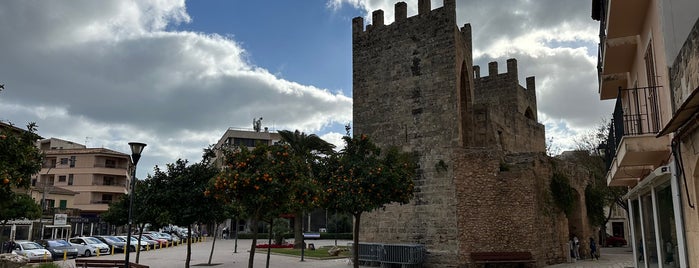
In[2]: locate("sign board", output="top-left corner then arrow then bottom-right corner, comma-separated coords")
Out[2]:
53,214 -> 68,225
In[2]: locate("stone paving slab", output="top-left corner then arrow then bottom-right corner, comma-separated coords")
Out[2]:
46,239 -> 634,268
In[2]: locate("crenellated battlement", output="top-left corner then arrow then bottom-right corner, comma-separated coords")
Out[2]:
474,59 -> 536,93
352,0 -> 456,34
473,58 -> 538,122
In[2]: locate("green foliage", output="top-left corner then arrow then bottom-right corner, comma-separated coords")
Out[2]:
321,135 -> 416,215
327,213 -> 352,233
550,172 -> 575,216
102,194 -> 128,226
585,184 -> 606,226
272,218 -> 290,245
212,144 -> 313,218
0,193 -> 42,223
0,122 -> 42,199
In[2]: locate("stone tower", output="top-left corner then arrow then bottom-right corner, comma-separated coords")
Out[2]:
352,1 -> 577,267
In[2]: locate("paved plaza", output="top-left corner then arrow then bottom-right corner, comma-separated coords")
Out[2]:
45,239 -> 634,268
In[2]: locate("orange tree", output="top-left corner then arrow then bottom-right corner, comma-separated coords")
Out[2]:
0,122 -> 42,199
209,143 -> 319,268
319,134 -> 416,268
0,123 -> 42,245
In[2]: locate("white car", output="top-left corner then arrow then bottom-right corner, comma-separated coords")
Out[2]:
115,235 -> 147,251
11,241 -> 52,261
68,237 -> 109,257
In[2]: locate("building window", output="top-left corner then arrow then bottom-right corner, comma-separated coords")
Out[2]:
104,176 -> 114,186
644,42 -> 661,132
59,200 -> 67,209
69,156 -> 76,168
105,159 -> 116,168
101,195 -> 113,204
45,199 -> 55,209
68,174 -> 73,185
60,158 -> 68,165
58,175 -> 66,182
234,138 -> 267,147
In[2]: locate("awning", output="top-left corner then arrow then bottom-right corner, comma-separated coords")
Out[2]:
657,86 -> 699,137
623,165 -> 671,200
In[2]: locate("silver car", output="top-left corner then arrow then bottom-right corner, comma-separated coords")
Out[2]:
11,241 -> 52,261
69,237 -> 109,257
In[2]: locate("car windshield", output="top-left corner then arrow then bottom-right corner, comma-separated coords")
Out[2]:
21,242 -> 42,250
103,236 -> 120,242
48,240 -> 70,247
85,237 -> 102,244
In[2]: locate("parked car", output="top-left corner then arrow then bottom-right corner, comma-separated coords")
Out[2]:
605,236 -> 627,247
93,235 -> 127,252
141,233 -> 167,247
68,237 -> 109,257
36,239 -> 79,260
115,236 -> 146,251
11,241 -> 52,261
132,235 -> 158,249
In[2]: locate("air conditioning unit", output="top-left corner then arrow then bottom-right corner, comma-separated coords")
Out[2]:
653,165 -> 671,177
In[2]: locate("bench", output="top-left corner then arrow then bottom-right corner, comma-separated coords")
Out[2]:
471,252 -> 535,267
302,232 -> 321,239
75,259 -> 150,268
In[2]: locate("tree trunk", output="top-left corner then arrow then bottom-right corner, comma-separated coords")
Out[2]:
352,213 -> 361,268
234,218 -> 238,253
208,223 -> 219,265
293,211 -> 303,249
136,224 -> 144,263
266,218 -> 273,268
248,216 -> 259,268
186,225 -> 192,268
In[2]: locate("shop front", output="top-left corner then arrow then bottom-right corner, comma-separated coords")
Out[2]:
625,164 -> 688,268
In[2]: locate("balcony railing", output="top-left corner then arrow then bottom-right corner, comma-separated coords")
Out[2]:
602,85 -> 662,170
90,200 -> 114,204
92,182 -> 127,187
93,163 -> 128,169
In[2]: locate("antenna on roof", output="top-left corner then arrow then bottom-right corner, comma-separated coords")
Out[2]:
85,137 -> 91,147
253,117 -> 263,132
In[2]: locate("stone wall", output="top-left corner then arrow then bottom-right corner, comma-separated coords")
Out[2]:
453,150 -> 574,267
669,17 -> 699,268
352,1 -> 586,267
353,1 -> 464,265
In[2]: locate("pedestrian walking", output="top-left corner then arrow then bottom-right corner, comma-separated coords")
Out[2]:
589,237 -> 599,260
222,227 -> 229,239
573,235 -> 580,260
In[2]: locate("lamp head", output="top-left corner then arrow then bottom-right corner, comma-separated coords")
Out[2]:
128,142 -> 147,166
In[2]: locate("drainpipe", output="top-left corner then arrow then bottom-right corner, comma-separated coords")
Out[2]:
670,140 -> 690,267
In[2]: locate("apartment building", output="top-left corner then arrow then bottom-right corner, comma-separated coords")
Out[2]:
33,138 -> 131,236
593,0 -> 699,267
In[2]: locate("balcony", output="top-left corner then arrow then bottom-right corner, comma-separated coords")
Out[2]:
595,0 -> 650,100
602,86 -> 671,187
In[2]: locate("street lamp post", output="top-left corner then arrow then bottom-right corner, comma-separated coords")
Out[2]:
125,142 -> 146,268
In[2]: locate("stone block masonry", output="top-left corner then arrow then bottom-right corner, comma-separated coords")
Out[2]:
352,1 -> 591,267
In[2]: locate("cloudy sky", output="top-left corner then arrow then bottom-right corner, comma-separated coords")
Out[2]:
0,0 -> 613,178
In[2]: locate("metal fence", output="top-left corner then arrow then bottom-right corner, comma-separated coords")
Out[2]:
349,243 -> 426,267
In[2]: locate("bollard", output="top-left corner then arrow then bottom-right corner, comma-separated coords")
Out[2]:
111,246 -> 114,255
96,249 -> 100,257
44,252 -> 49,261
146,244 -> 150,251
124,245 -> 127,253
63,250 -> 67,261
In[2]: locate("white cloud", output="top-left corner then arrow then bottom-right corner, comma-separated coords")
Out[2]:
0,0 -> 351,176
334,0 -> 611,152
